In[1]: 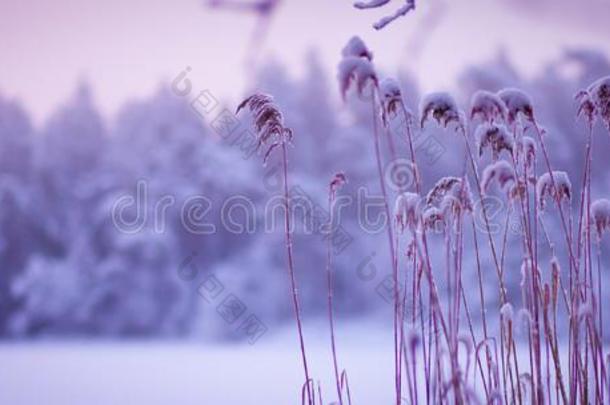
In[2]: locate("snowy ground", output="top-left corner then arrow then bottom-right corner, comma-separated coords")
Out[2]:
0,320 -> 399,405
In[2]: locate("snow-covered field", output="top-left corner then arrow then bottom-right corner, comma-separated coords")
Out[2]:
0,321 -> 397,405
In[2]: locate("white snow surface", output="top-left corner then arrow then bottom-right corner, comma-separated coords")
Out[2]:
0,321 -> 398,405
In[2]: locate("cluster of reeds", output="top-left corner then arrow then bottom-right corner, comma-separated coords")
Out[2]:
237,37 -> 610,404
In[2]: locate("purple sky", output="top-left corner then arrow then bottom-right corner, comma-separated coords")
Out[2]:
1,0 -> 609,126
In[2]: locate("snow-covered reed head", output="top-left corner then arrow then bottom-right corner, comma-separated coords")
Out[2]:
575,89 -> 596,127
591,198 -> 610,240
337,57 -> 378,101
425,176 -> 461,206
440,178 -> 474,218
420,92 -> 464,131
329,172 -> 347,200
481,160 -> 515,194
497,88 -> 535,125
338,37 -> 378,101
500,302 -> 514,325
536,171 -> 572,210
236,93 -> 291,163
476,123 -> 514,161
394,191 -> 421,232
379,78 -> 404,123
576,76 -> 610,131
426,176 -> 473,217
470,90 -> 507,124
422,206 -> 444,231
341,36 -> 373,61
517,136 -> 537,170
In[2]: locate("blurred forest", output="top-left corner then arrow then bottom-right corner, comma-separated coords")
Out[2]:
1,47 -> 609,340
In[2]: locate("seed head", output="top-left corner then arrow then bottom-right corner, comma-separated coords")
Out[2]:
420,92 -> 464,131
591,198 -> 610,240
575,90 -> 596,127
329,172 -> 347,200
497,88 -> 534,125
470,90 -> 507,123
576,76 -> 610,131
425,176 -> 461,206
440,178 -> 474,217
337,57 -> 378,101
422,206 -> 444,231
379,78 -> 405,124
341,36 -> 373,61
481,160 -> 515,194
476,123 -> 514,161
500,303 -> 514,324
394,191 -> 421,232
236,93 -> 291,164
536,171 -> 572,210
517,136 -> 537,170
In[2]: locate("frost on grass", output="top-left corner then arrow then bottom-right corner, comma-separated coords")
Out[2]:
476,123 -> 514,161
536,171 -> 572,210
419,92 -> 464,131
497,88 -> 535,125
591,198 -> 610,239
470,90 -> 507,124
